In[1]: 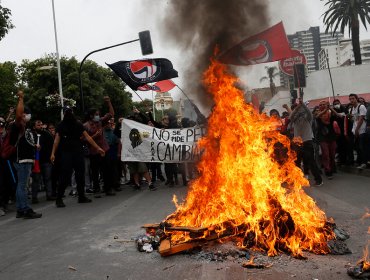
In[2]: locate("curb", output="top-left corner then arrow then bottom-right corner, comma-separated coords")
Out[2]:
338,166 -> 370,178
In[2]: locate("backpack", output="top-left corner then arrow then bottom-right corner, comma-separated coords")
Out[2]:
0,132 -> 17,159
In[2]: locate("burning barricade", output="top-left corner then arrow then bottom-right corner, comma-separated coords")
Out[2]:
136,59 -> 353,263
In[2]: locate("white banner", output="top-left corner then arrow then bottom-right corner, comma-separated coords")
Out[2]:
121,119 -> 206,162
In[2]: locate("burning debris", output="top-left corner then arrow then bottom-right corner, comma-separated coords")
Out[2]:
348,215 -> 370,279
135,59 -> 357,262
155,59 -> 337,259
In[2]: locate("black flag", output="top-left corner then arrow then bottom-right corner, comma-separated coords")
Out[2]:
107,58 -> 178,91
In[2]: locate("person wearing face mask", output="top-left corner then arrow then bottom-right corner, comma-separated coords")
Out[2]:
83,96 -> 114,195
30,120 -> 56,203
7,90 -> 42,219
331,100 -> 348,166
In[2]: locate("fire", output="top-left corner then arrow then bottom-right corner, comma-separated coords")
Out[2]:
359,242 -> 370,271
165,59 -> 334,257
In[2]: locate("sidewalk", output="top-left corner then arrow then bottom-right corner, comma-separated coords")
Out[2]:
338,165 -> 370,178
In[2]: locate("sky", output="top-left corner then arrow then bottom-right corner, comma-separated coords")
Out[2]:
1,0 -> 370,102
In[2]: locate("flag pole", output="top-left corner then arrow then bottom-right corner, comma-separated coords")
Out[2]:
175,85 -> 192,103
151,90 -> 156,121
133,90 -> 144,102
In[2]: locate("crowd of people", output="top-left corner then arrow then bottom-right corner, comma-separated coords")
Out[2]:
0,90 -> 205,219
270,94 -> 370,185
0,90 -> 369,219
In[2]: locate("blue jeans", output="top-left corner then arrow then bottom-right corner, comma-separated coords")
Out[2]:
13,162 -> 33,212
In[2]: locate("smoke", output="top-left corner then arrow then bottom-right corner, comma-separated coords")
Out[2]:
160,0 -> 270,106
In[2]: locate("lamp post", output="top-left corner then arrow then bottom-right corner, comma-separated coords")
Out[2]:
79,30 -> 153,114
51,0 -> 64,120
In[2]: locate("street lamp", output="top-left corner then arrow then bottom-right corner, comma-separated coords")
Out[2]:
51,0 -> 63,120
79,30 -> 153,113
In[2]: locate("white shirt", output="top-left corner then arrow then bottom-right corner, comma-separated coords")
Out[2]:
351,104 -> 367,134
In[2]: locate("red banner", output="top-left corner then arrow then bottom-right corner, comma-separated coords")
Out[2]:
219,22 -> 292,66
153,80 -> 176,93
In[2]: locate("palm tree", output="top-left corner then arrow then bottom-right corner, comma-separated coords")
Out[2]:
322,0 -> 370,65
260,66 -> 279,96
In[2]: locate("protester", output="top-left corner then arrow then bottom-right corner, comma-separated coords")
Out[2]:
125,108 -> 156,191
102,117 -> 121,192
331,99 -> 348,166
50,106 -> 106,207
365,104 -> 370,167
31,120 -> 56,202
163,112 -> 179,187
315,101 -> 338,179
84,96 -> 114,195
348,94 -> 368,169
7,90 -> 42,219
0,116 -> 7,216
146,118 -> 165,184
289,98 -> 323,186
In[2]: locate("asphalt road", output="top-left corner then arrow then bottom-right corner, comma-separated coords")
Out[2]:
0,171 -> 369,280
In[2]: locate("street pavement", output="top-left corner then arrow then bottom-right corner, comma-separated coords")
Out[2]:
0,171 -> 369,280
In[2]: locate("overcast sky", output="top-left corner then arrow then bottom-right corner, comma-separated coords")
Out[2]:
1,0 -> 369,101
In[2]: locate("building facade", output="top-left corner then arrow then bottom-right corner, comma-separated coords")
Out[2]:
318,39 -> 370,69
281,26 -> 343,87
154,92 -> 173,112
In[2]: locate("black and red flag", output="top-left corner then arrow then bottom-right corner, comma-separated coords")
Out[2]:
219,22 -> 292,66
107,58 -> 178,91
152,79 -> 176,92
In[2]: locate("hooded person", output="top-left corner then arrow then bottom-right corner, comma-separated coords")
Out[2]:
50,106 -> 106,207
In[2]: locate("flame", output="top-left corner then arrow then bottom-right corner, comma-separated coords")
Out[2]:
361,209 -> 370,221
359,242 -> 370,271
165,59 -> 334,257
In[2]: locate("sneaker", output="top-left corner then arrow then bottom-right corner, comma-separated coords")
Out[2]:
23,209 -> 42,219
158,175 -> 166,182
16,211 -> 24,218
133,184 -> 141,191
85,188 -> 94,194
315,180 -> 323,186
148,183 -> 157,191
326,172 -> 333,180
78,197 -> 92,203
357,163 -> 367,170
56,199 -> 66,208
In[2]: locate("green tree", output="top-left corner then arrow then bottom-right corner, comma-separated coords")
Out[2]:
260,66 -> 279,96
0,61 -> 19,116
322,0 -> 370,65
18,54 -> 133,124
0,2 -> 14,41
